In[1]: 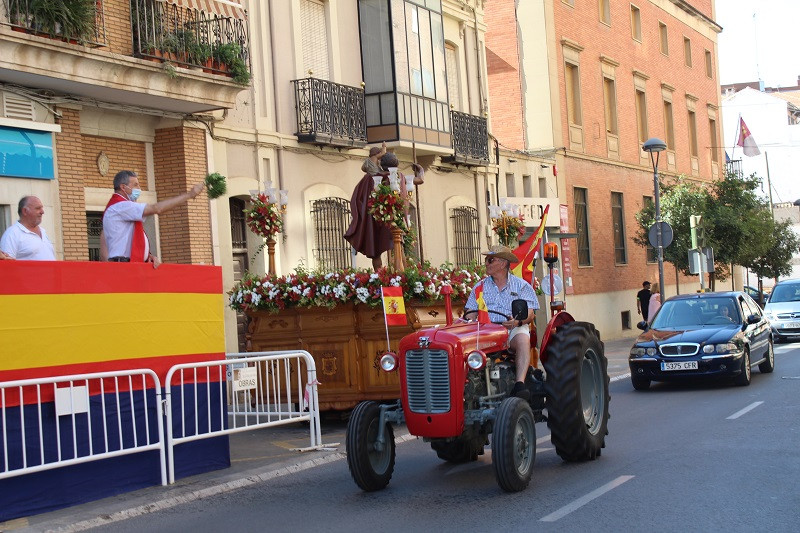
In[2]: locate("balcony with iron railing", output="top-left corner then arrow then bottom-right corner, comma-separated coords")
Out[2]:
442,110 -> 489,166
0,0 -> 250,113
726,159 -> 743,177
292,77 -> 368,149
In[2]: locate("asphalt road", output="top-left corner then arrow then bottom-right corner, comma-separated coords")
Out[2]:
80,342 -> 800,533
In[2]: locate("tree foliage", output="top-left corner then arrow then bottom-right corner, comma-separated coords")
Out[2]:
634,170 -> 795,283
748,218 -> 800,280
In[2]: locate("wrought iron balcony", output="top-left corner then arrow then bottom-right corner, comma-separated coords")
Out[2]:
132,0 -> 250,83
725,159 -> 743,177
292,77 -> 368,148
1,0 -> 106,46
445,110 -> 489,166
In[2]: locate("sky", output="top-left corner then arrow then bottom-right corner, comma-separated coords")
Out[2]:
716,0 -> 800,88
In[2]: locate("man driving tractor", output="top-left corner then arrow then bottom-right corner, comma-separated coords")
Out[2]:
464,245 -> 538,399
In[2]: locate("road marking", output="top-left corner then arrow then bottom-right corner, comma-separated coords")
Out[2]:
539,475 -> 635,522
782,376 -> 800,380
727,401 -> 764,420
611,373 -> 631,383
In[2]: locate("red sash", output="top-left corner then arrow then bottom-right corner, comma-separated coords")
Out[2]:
103,194 -> 147,262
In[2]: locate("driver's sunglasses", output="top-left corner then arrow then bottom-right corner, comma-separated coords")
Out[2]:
485,256 -> 499,264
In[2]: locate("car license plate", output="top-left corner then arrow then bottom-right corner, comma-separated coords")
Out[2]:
661,361 -> 698,371
781,322 -> 800,329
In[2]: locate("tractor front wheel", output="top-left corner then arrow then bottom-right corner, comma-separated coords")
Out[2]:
492,397 -> 536,492
346,401 -> 395,491
544,321 -> 610,462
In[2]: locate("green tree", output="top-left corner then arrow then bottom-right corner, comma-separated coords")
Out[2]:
704,172 -> 772,284
748,217 -> 800,280
634,176 -> 707,276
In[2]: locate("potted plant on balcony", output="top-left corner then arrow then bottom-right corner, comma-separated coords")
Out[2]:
26,0 -> 96,44
212,42 -> 251,85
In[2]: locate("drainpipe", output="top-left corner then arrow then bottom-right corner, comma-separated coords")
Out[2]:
268,1 -> 287,248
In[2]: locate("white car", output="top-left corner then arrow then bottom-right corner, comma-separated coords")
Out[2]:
763,279 -> 800,343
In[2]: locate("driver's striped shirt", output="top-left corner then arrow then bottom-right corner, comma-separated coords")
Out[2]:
465,273 -> 538,322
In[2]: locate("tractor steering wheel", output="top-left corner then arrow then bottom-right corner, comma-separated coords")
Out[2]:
462,308 -> 512,323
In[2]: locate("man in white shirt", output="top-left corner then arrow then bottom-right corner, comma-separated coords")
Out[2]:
100,170 -> 204,266
0,196 -> 56,260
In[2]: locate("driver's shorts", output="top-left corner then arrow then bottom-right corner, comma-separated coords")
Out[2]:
508,323 -> 530,341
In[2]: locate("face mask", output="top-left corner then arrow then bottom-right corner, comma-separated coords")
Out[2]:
129,188 -> 142,202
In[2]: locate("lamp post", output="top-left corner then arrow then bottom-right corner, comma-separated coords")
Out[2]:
643,137 -> 667,297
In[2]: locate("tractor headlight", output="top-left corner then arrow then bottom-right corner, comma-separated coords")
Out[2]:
466,350 -> 487,371
380,352 -> 397,372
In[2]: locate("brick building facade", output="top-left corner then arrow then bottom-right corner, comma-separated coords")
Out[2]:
487,0 -> 724,338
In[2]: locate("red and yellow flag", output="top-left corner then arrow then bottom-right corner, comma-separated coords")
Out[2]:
511,205 -> 549,285
474,282 -> 491,324
381,286 -> 407,326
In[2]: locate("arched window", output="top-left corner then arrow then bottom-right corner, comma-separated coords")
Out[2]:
311,196 -> 351,270
230,197 -> 250,353
450,206 -> 480,267
229,197 -> 247,252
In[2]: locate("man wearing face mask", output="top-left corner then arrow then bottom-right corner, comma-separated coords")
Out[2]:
101,170 -> 204,266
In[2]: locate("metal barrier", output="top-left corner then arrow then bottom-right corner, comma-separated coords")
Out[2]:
164,350 -> 322,483
0,369 -> 166,484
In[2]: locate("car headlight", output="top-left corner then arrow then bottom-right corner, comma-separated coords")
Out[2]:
630,347 -> 645,356
466,350 -> 487,370
714,343 -> 737,354
703,345 -> 714,354
646,347 -> 657,356
630,346 -> 657,356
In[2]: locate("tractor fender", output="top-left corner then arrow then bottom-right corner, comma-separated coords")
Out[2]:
538,311 -> 575,364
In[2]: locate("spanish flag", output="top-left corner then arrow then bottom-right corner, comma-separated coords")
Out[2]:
511,205 -> 549,285
474,282 -> 491,324
381,286 -> 407,326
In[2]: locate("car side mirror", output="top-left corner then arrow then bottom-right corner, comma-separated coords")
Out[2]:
511,299 -> 528,320
636,320 -> 648,331
746,314 -> 760,325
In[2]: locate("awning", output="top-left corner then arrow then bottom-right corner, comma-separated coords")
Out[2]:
164,0 -> 246,19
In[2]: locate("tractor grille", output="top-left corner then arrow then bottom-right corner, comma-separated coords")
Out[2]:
405,349 -> 450,414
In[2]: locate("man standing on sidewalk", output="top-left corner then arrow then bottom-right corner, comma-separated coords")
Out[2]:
0,196 -> 56,260
636,281 -> 652,323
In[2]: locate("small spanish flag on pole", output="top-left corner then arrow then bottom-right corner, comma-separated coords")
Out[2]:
381,286 -> 407,326
474,282 -> 491,324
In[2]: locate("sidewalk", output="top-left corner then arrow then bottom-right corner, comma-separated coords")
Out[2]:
6,334 -> 639,532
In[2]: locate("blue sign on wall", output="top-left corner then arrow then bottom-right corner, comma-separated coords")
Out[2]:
0,126 -> 55,179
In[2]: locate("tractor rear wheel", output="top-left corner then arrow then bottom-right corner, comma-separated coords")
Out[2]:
492,397 -> 536,492
346,401 -> 395,491
544,321 -> 610,462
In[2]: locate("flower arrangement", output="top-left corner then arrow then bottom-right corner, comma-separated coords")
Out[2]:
244,192 -> 283,239
229,262 -> 485,314
492,213 -> 525,247
367,182 -> 405,228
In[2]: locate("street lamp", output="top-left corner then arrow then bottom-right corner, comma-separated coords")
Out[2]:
643,137 -> 667,297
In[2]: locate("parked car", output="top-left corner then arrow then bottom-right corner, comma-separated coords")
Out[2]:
629,291 -> 773,390
764,278 -> 800,343
743,285 -> 766,307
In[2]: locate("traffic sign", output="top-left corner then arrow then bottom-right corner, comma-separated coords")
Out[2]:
688,247 -> 714,274
648,221 -> 674,248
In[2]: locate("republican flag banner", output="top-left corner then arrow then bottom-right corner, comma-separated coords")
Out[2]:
381,286 -> 407,326
474,282 -> 491,324
736,117 -> 761,157
511,205 -> 550,285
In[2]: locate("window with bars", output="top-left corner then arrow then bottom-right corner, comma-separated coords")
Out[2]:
311,197 -> 351,270
574,187 -> 591,266
643,196 -> 656,263
450,206 -> 480,267
611,192 -> 627,264
229,197 -> 248,251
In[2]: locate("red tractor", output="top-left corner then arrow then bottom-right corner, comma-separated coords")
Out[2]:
346,250 -> 610,492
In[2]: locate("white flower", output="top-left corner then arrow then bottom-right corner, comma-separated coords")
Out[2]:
325,272 -> 335,280
251,293 -> 261,306
356,287 -> 369,303
370,273 -> 380,281
414,282 -> 424,294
